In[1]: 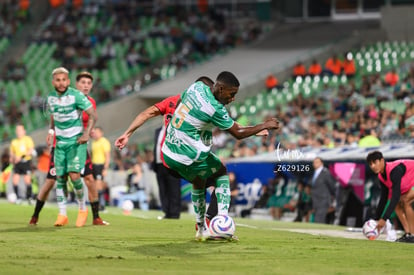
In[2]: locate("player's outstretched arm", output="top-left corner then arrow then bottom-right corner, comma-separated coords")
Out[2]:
226,118 -> 279,140
115,105 -> 161,150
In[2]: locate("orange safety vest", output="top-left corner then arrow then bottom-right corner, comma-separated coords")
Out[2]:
343,60 -> 356,75
325,58 -> 342,75
385,72 -> 399,86
293,65 -> 306,76
19,0 -> 30,10
49,0 -> 64,8
308,63 -> 322,76
265,75 -> 278,89
72,0 -> 83,9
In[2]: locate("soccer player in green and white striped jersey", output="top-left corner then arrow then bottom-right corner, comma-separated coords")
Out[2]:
46,67 -> 97,227
162,71 -> 280,240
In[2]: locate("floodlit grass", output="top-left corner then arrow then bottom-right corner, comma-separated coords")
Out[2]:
1,201 -> 413,275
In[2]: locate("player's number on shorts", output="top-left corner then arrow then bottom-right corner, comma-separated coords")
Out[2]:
172,103 -> 191,129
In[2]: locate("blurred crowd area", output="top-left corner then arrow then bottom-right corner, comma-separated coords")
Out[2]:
0,0 -> 29,39
34,1 -> 261,71
0,0 -> 264,141
1,2 -> 414,160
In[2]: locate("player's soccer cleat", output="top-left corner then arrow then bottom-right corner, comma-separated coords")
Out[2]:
195,217 -> 211,231
54,214 -> 69,227
93,217 -> 110,225
195,223 -> 210,241
29,216 -> 38,226
396,233 -> 414,243
76,209 -> 88,227
396,233 -> 411,242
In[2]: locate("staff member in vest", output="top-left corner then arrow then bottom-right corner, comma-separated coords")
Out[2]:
10,124 -> 35,203
91,126 -> 111,211
366,151 -> 414,243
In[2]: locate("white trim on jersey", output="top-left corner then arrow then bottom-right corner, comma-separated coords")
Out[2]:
162,142 -> 194,165
184,113 -> 205,129
195,92 -> 215,116
48,95 -> 76,107
53,110 -> 81,122
174,128 -> 211,153
55,126 -> 83,138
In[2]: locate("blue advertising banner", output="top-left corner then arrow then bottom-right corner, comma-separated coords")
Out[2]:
181,162 -> 277,206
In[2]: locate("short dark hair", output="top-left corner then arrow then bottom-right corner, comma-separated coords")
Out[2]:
216,71 -> 239,88
195,76 -> 214,87
76,71 -> 93,82
366,151 -> 383,164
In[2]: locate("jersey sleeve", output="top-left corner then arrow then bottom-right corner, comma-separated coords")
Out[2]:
76,91 -> 93,111
154,94 -> 180,115
211,105 -> 234,130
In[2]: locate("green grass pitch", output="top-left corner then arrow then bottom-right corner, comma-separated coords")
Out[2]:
0,201 -> 413,275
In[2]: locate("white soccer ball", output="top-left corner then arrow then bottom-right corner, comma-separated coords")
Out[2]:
7,193 -> 17,204
362,219 -> 379,240
122,200 -> 134,212
209,215 -> 236,239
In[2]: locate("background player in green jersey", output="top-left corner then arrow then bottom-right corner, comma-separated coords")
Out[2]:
47,67 -> 97,227
162,71 -> 280,240
29,71 -> 108,226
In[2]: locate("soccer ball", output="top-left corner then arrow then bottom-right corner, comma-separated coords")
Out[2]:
209,215 -> 236,239
362,219 -> 379,240
7,193 -> 17,204
122,200 -> 134,214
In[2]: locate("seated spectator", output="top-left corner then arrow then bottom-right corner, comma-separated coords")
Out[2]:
308,59 -> 322,76
29,91 -> 44,111
324,54 -> 342,75
342,53 -> 356,78
294,182 -> 312,222
358,129 -> 381,147
266,174 -> 289,220
0,108 -> 5,125
117,163 -> 149,211
384,68 -> 399,86
6,101 -> 22,124
265,74 -> 279,92
292,61 -> 306,78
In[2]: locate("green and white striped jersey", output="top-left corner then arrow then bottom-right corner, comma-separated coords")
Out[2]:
47,87 -> 92,143
162,81 -> 234,165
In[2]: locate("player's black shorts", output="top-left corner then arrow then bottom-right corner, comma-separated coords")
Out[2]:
93,164 -> 105,180
81,151 -> 93,177
13,160 -> 32,175
47,148 -> 94,179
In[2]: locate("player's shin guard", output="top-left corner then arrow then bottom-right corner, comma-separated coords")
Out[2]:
191,189 -> 206,224
215,175 -> 230,216
71,178 -> 86,210
56,178 -> 67,216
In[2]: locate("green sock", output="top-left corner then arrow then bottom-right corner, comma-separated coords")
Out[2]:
191,188 -> 206,225
215,175 -> 230,215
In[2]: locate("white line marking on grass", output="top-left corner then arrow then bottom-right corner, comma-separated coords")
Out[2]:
236,223 -> 258,229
